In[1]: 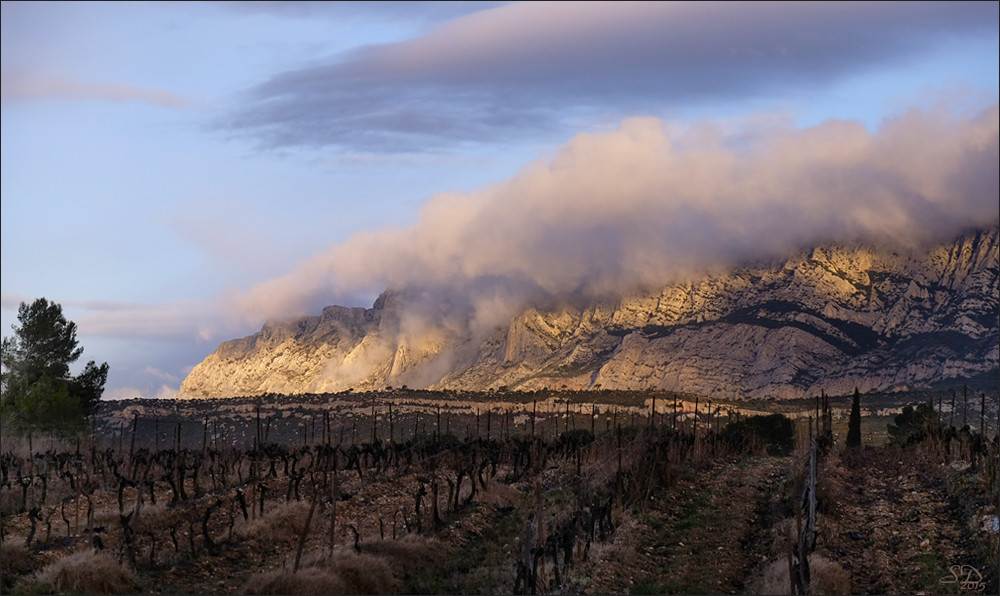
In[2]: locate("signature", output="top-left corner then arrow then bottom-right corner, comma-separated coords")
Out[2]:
939,564 -> 986,593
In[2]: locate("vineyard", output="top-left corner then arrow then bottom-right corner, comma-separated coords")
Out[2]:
2,389 -> 997,594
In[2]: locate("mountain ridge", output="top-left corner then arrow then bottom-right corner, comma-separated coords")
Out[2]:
180,226 -> 999,400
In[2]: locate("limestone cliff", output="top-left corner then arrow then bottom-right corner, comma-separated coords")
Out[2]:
180,227 -> 999,399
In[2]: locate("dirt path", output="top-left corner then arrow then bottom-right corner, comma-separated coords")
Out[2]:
578,456 -> 792,595
817,450 -> 994,596
576,448 -> 996,596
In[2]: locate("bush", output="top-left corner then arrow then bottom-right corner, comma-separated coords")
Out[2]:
1,375 -> 86,434
815,453 -> 848,515
722,414 -> 795,456
887,402 -> 939,446
237,500 -> 318,547
28,549 -> 136,595
245,549 -> 402,595
359,535 -> 446,582
810,554 -> 852,594
1,537 -> 35,590
755,554 -> 850,595
325,551 -> 402,594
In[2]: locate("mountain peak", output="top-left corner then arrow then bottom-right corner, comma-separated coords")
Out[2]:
180,227 -> 999,400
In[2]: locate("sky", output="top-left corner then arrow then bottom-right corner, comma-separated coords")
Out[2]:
2,1 -> 998,400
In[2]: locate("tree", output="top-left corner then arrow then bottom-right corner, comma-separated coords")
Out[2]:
720,413 -> 795,456
846,387 -> 862,448
1,298 -> 108,432
887,402 -> 939,446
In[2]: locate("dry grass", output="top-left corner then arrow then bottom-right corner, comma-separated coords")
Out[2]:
29,549 -> 137,595
130,499 -> 194,535
1,536 -> 31,566
808,554 -> 852,595
236,500 -> 317,547
757,557 -> 794,595
755,514 -> 851,595
356,534 -> 445,576
816,453 -> 848,516
246,549 -> 402,595
1,485 -> 23,516
772,517 -> 796,549
755,554 -> 850,595
1,536 -> 35,589
324,551 -> 402,594
586,539 -> 626,564
474,479 -> 524,509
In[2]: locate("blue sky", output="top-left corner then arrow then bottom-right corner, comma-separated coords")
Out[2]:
2,1 -> 998,399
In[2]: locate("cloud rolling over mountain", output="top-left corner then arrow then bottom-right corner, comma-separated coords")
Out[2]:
237,104 -> 999,328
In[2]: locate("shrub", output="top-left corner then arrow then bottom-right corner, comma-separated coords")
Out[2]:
887,402 -> 939,446
358,535 -> 444,577
755,554 -> 850,595
29,549 -> 136,595
815,453 -> 848,515
1,537 -> 35,590
237,500 -> 317,547
325,551 -> 401,594
808,554 -> 851,595
721,414 -> 795,456
757,557 -> 793,595
246,550 -> 402,595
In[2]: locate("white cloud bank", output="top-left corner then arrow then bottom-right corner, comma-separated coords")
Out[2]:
236,103 -> 1000,325
104,384 -> 178,401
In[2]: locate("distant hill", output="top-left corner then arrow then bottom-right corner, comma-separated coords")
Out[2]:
181,226 -> 999,400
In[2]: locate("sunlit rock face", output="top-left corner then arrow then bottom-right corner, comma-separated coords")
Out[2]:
180,227 -> 999,399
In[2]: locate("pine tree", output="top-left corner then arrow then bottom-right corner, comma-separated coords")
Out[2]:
846,387 -> 862,448
1,298 -> 108,432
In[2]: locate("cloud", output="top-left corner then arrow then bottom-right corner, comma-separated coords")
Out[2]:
1,70 -> 193,108
104,384 -> 178,401
103,366 -> 182,401
235,103 -> 999,324
67,300 -> 231,342
1,293 -> 29,310
143,366 -> 179,383
3,295 -> 225,341
223,1 -> 998,152
221,1 -> 507,22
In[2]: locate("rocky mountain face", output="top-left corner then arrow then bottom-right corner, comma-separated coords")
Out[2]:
180,227 -> 999,400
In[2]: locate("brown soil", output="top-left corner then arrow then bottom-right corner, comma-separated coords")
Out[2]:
572,456 -> 791,595
816,449 -> 998,595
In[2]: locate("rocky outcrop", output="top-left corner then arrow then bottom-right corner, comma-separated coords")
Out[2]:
180,227 -> 999,399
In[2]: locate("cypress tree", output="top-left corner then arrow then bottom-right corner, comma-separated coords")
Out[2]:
846,387 -> 862,448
